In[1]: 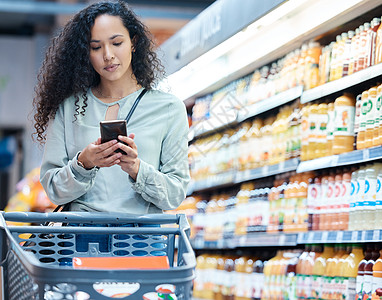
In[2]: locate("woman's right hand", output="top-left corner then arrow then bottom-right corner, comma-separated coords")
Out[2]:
77,138 -> 122,169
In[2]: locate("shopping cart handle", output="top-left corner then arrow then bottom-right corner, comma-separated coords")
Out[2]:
1,211 -> 181,225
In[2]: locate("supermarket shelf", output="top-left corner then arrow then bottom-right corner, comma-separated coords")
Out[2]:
237,86 -> 304,123
300,63 -> 382,104
188,117 -> 238,141
235,158 -> 300,183
187,171 -> 235,194
191,229 -> 382,250
297,230 -> 382,244
296,146 -> 382,173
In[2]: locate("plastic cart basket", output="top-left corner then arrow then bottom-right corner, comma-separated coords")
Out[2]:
0,211 -> 196,300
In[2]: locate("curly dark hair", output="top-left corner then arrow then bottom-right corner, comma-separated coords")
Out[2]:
33,0 -> 164,143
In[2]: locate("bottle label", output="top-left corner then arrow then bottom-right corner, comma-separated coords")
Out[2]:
334,105 -> 355,136
356,275 -> 364,295
372,272 -> 382,295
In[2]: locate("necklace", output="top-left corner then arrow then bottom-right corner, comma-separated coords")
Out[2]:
96,87 -> 125,100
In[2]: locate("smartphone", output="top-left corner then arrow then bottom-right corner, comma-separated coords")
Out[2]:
100,120 -> 127,154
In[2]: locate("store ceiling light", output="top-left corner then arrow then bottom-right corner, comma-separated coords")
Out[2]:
163,0 -> 373,102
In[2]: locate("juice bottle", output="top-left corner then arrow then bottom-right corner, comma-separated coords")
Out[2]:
312,244 -> 334,300
349,169 -> 359,231
333,93 -> 356,154
363,246 -> 381,300
358,23 -> 370,72
365,87 -> 378,149
374,84 -> 382,146
350,28 -> 361,75
300,105 -> 310,161
214,255 -> 227,300
376,18 -> 382,64
305,41 -> 322,90
376,166 -> 382,229
366,18 -> 381,68
298,172 -> 313,232
307,174 -> 320,231
335,32 -> 347,80
355,94 -> 363,148
252,260 -> 264,300
358,90 -> 369,150
372,247 -> 382,299
193,254 -> 206,298
307,104 -> 319,160
234,255 -> 250,300
333,172 -> 343,230
204,255 -> 218,299
343,30 -> 355,77
341,170 -> 352,230
319,174 -> 329,231
364,163 -> 381,230
355,167 -> 366,231
223,257 -> 236,300
263,259 -> 272,300
306,244 -> 322,299
327,102 -> 335,156
325,244 -> 347,299
329,35 -> 341,81
357,245 -> 373,300
285,252 -> 299,300
296,245 -> 310,299
316,103 -> 328,158
312,175 -> 322,231
342,244 -> 364,300
326,173 -> 336,231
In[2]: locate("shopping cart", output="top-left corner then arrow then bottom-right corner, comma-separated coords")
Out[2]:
0,211 -> 195,300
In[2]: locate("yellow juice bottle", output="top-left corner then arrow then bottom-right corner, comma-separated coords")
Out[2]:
358,90 -> 369,150
365,87 -> 378,149
234,255 -> 249,300
301,105 -> 310,161
342,244 -> 364,300
325,244 -> 347,299
204,255 -> 217,299
312,244 -> 334,300
316,103 -> 329,158
327,102 -> 335,156
333,93 -> 356,154
308,104 -> 319,160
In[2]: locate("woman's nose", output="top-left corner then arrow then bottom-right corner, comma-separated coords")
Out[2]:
103,46 -> 114,61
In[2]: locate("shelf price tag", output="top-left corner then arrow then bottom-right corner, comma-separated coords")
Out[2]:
352,231 -> 358,241
361,231 -> 367,241
307,232 -> 314,243
278,161 -> 285,172
239,236 -> 246,246
363,149 -> 370,160
262,165 -> 269,176
373,230 -> 380,241
336,231 -> 343,242
278,234 -> 286,245
322,231 -> 328,242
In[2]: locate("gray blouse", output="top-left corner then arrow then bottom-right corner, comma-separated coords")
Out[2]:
40,88 -> 190,214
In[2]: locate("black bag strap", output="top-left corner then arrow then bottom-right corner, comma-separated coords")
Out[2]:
125,88 -> 147,124
44,88 -> 148,224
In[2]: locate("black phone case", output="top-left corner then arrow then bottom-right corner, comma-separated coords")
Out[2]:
100,120 -> 127,154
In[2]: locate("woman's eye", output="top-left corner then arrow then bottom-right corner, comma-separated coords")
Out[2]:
91,46 -> 101,50
113,42 -> 122,46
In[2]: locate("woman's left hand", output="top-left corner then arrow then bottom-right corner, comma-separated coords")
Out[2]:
117,133 -> 140,181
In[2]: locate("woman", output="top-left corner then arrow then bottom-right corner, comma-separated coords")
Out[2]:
33,0 -> 190,214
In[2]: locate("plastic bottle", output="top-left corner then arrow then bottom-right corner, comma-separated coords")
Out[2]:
365,87 -> 378,149
342,244 -> 364,300
306,244 -> 322,299
358,90 -> 369,150
349,169 -> 359,231
325,173 -> 336,231
363,246 -> 381,300
333,172 -> 344,230
356,167 -> 366,231
333,93 -> 356,154
335,32 -> 347,80
358,23 -> 370,72
325,244 -> 347,299
329,35 -> 341,81
364,163 -> 381,230
350,28 -> 361,75
354,94 -> 363,149
343,30 -> 355,77
374,84 -> 382,146
316,103 -> 328,158
234,255 -> 251,300
296,245 -> 310,299
366,18 -> 381,68
372,247 -> 382,299
356,244 -> 373,300
305,41 -> 321,90
307,104 -> 319,160
252,260 -> 264,300
214,255 -> 227,300
222,257 -> 236,300
326,102 -> 335,156
312,244 -> 334,300
312,175 -> 322,231
376,166 -> 382,230
307,173 -> 320,231
193,254 -> 206,298
300,105 -> 310,161
319,174 -> 329,231
376,18 -> 382,64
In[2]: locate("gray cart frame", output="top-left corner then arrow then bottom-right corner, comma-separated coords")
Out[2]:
0,211 -> 195,299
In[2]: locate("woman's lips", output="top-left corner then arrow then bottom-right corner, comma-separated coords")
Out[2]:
104,64 -> 119,72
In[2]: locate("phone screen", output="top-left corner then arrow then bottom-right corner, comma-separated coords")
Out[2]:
100,120 -> 127,154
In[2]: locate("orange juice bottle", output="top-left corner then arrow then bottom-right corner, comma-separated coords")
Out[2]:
214,255 -> 227,300
234,255 -> 249,300
312,244 -> 334,300
374,84 -> 382,146
372,247 -> 382,299
327,102 -> 335,156
355,94 -> 363,149
358,90 -> 369,150
365,87 -> 378,149
316,103 -> 329,158
296,245 -> 310,299
333,93 -> 356,154
308,104 -> 319,160
204,255 -> 217,299
342,244 -> 364,299
193,254 -> 206,298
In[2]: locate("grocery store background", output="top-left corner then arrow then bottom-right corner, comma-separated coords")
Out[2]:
3,0 -> 382,298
